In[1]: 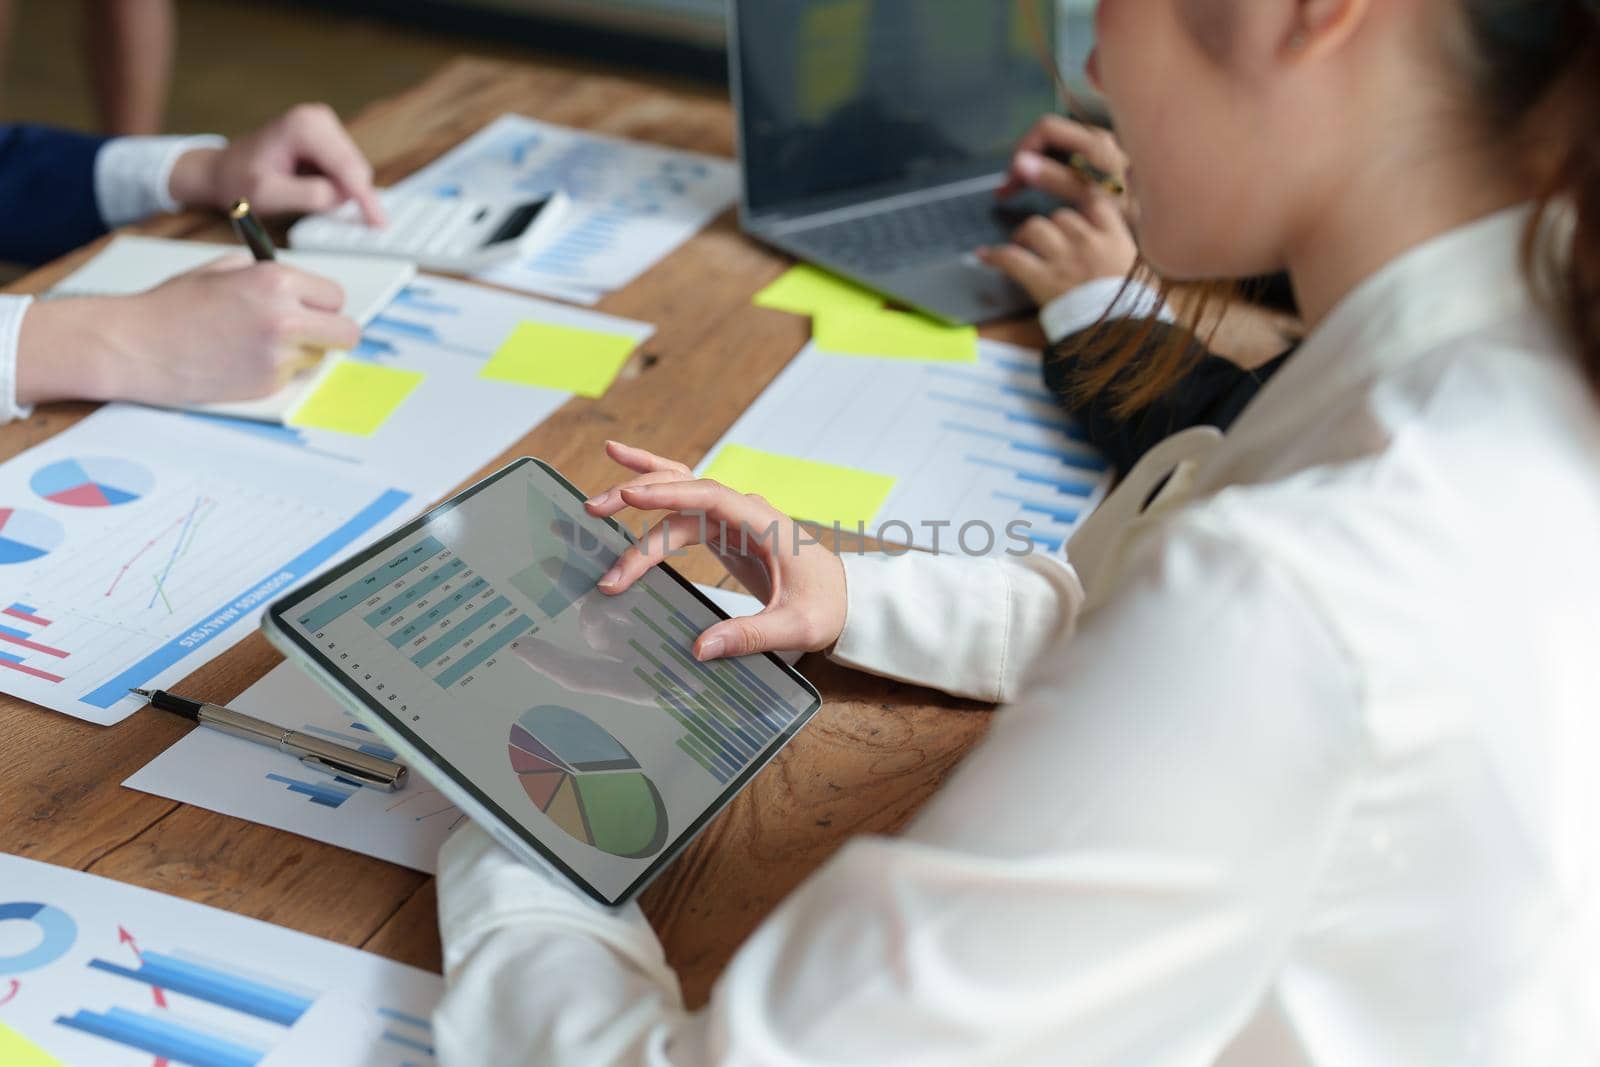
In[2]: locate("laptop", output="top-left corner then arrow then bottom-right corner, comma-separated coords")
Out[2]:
729,0 -> 1061,325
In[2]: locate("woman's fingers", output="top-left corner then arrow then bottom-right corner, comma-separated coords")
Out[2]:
603,440 -> 692,478
1003,115 -> 1127,202
597,510 -> 725,595
1077,194 -> 1125,233
1034,114 -> 1126,175
597,479 -> 784,592
977,243 -> 1053,303
694,604 -> 816,661
585,469 -> 693,517
1012,214 -> 1070,258
280,308 -> 362,353
584,441 -> 700,516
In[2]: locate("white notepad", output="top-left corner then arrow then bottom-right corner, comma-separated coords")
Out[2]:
50,235 -> 416,422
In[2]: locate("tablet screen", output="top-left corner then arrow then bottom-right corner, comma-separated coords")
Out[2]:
268,459 -> 822,904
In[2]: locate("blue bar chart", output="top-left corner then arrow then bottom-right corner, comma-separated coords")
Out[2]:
299,535 -> 540,692
266,772 -> 363,808
297,536 -> 447,634
630,584 -> 807,785
694,339 -> 1112,556
86,951 -> 314,1025
56,1006 -> 264,1067
4,853 -> 442,1067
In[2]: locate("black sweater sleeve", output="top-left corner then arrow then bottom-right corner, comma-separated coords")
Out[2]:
1043,319 -> 1291,480
0,124 -> 111,266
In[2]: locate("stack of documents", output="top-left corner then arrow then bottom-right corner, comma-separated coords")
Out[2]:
393,113 -> 739,305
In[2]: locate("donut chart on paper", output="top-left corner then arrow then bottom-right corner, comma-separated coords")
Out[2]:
30,457 -> 154,508
507,704 -> 668,859
0,901 -> 78,974
0,509 -> 64,565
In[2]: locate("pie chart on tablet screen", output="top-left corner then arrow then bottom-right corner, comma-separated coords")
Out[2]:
507,704 -> 669,859
30,456 -> 154,507
0,508 -> 64,564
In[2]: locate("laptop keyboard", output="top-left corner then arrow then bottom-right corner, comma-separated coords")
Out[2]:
786,193 -> 1017,274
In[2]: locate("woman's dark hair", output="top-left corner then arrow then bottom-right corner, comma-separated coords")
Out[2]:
1467,0 -> 1600,397
1057,0 -> 1600,419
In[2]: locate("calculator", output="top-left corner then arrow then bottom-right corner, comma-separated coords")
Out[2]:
287,189 -> 571,273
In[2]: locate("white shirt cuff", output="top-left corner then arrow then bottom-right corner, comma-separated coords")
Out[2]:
94,134 -> 228,228
1039,276 -> 1174,343
436,822 -> 672,982
0,295 -> 35,424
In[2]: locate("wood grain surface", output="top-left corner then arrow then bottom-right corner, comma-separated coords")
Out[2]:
0,56 -> 1292,1010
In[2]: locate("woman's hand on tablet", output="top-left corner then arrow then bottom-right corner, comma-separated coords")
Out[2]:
584,441 -> 847,662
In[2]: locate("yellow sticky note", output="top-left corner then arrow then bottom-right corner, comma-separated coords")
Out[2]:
481,320 -> 639,398
813,307 -> 979,363
797,1 -> 868,122
753,264 -> 883,317
288,360 -> 424,437
701,444 -> 895,528
0,1023 -> 64,1067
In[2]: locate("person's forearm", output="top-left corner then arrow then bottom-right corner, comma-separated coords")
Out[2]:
14,297 -> 129,406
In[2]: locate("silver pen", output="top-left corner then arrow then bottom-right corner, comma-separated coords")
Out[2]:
131,687 -> 408,791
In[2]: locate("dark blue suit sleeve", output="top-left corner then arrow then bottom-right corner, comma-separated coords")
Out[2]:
0,124 -> 111,266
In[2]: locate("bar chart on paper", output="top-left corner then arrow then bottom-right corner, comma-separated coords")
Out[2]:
124,661 -> 465,874
394,113 -> 739,300
697,340 -> 1111,554
0,853 -> 442,1067
0,406 -> 410,724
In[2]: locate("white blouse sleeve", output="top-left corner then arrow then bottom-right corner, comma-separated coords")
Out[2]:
0,294 -> 34,424
829,549 -> 1087,703
432,517 -> 1365,1066
94,134 -> 227,228
1038,276 -> 1174,344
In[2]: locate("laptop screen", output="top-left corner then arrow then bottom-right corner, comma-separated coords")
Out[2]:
734,0 -> 1060,218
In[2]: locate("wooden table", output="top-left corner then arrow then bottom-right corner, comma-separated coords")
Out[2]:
0,57 -> 1007,1008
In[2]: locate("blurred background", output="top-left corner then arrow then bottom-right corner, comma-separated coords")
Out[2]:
0,0 -> 1097,136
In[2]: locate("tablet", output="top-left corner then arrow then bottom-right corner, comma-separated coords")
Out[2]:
263,458 -> 823,906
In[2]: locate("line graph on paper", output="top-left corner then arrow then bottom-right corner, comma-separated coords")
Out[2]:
1,467 -> 396,717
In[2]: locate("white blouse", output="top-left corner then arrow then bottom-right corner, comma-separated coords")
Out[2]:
433,205 -> 1600,1065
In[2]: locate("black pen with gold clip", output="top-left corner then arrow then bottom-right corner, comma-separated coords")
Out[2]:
1047,149 -> 1127,198
228,198 -> 278,260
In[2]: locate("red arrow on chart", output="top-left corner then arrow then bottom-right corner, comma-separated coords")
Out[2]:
0,978 -> 18,1006
118,926 -> 174,1067
118,925 -> 169,1010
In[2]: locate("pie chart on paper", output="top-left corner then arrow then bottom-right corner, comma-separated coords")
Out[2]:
507,704 -> 669,859
30,456 -> 154,508
0,508 -> 64,565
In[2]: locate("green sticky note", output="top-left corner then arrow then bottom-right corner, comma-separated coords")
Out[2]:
287,360 -> 424,437
812,307 -> 979,363
701,443 -> 895,528
481,320 -> 639,398
753,264 -> 883,317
